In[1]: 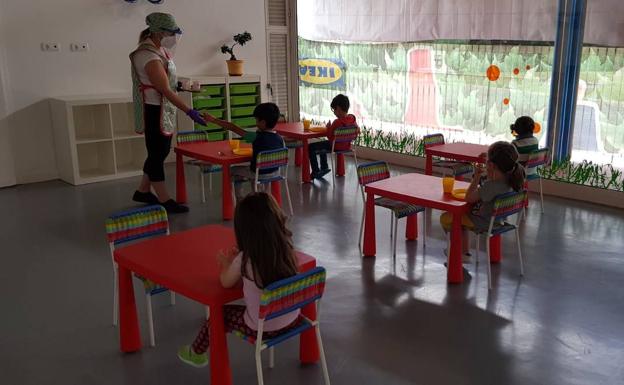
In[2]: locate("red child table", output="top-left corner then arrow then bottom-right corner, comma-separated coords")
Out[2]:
424,142 -> 504,263
363,173 -> 472,283
274,122 -> 348,183
174,140 -> 282,220
114,224 -> 319,385
424,142 -> 488,176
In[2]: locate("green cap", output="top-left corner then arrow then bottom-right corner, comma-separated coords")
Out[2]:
146,12 -> 182,34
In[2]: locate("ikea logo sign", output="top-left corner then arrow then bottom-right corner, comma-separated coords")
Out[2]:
299,58 -> 345,88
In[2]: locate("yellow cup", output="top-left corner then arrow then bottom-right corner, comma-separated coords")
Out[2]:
442,176 -> 455,194
229,139 -> 240,150
303,119 -> 311,131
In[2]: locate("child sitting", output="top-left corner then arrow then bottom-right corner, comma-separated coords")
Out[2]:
178,192 -> 301,368
308,94 -> 359,179
440,141 -> 525,262
510,116 -> 539,163
204,103 -> 284,200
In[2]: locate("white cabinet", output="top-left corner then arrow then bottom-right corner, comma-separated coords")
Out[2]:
51,94 -> 147,185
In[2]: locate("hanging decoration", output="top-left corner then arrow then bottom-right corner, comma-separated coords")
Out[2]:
503,98 -> 510,105
486,65 -> 500,81
534,122 -> 542,134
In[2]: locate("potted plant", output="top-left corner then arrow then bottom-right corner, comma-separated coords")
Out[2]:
221,31 -> 252,76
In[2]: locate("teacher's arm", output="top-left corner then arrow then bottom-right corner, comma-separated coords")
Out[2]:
145,60 -> 191,113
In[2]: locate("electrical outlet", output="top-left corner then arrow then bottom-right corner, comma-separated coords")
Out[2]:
70,43 -> 89,52
41,42 -> 60,52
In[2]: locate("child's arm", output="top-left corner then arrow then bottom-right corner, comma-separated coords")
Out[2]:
218,247 -> 242,288
465,164 -> 484,203
203,114 -> 247,137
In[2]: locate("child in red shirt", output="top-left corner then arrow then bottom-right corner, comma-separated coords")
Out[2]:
308,94 -> 359,179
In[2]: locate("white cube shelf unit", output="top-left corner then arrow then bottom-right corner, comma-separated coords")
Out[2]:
51,94 -> 149,185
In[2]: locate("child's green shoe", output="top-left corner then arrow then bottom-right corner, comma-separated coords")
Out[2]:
177,345 -> 208,368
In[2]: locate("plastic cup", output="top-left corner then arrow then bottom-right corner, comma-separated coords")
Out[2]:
229,139 -> 240,150
442,175 -> 455,194
303,119 -> 311,131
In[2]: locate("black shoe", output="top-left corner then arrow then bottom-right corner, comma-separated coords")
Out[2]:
318,169 -> 331,178
310,170 -> 321,179
160,199 -> 189,213
133,190 -> 159,204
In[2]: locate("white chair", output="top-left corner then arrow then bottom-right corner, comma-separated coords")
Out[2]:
524,148 -> 550,214
176,130 -> 222,203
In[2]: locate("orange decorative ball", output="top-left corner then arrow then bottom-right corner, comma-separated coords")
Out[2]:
533,122 -> 542,134
486,65 -> 501,81
503,98 -> 510,105
513,68 -> 520,75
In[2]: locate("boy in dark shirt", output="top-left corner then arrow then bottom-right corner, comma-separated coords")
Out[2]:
203,103 -> 284,200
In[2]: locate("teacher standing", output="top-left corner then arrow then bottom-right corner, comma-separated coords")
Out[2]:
130,12 -> 205,213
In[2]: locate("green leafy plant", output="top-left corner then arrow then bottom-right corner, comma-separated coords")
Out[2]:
220,31 -> 252,61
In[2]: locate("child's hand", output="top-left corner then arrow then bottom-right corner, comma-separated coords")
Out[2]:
473,163 -> 485,177
217,246 -> 239,268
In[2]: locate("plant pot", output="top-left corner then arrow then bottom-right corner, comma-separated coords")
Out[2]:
226,60 -> 244,76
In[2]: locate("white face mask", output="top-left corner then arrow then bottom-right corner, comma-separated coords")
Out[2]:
160,35 -> 178,51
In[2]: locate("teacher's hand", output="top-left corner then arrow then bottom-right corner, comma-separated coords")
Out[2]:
187,108 -> 207,126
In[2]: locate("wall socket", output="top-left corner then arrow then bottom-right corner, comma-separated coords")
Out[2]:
70,43 -> 89,52
41,42 -> 60,52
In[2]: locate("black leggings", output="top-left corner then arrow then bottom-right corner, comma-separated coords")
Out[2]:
143,104 -> 172,182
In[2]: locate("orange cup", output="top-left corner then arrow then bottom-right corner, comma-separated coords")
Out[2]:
442,175 -> 455,194
303,119 -> 311,131
229,139 -> 240,150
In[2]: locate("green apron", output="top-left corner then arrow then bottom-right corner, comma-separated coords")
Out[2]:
130,42 -> 177,136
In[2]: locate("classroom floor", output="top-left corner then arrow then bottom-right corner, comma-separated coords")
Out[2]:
1,160 -> 623,385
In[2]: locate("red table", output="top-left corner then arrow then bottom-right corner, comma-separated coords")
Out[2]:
174,140 -> 282,220
114,225 -> 319,385
424,142 -> 488,176
424,142 -> 504,263
363,173 -> 472,283
275,122 -> 347,183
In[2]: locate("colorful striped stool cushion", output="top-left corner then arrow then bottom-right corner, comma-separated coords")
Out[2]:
105,205 -> 168,245
434,160 -> 474,176
423,133 -> 445,148
375,197 -> 425,218
256,148 -> 289,170
492,190 -> 528,221
357,161 -> 391,185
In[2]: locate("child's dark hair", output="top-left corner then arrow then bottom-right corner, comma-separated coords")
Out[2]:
234,192 -> 298,289
488,141 -> 526,192
511,116 -> 535,138
253,103 -> 280,129
330,94 -> 350,112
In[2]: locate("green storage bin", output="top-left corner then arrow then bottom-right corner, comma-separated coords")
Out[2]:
230,83 -> 259,95
232,117 -> 257,128
195,122 -> 221,130
193,129 -> 226,141
199,108 -> 224,119
230,95 -> 258,106
198,85 -> 224,96
230,106 -> 255,117
193,96 -> 224,109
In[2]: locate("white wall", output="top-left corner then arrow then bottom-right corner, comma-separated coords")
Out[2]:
0,0 -> 268,186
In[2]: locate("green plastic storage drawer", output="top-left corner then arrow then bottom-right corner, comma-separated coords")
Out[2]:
198,85 -> 224,96
230,106 -> 255,117
199,109 -> 224,119
193,96 -> 224,109
232,117 -> 257,128
230,83 -> 259,95
230,95 -> 258,106
195,122 -> 221,130
193,129 -> 225,141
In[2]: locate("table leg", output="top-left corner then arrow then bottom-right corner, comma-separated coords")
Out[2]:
363,191 -> 377,257
448,212 -> 463,283
302,139 -> 312,183
489,235 -> 502,263
336,153 -> 345,176
175,152 -> 187,204
222,166 -> 234,221
271,181 -> 282,207
300,259 -> 319,363
295,147 -> 302,167
405,215 -> 418,240
209,305 -> 233,385
425,154 -> 433,175
118,265 -> 141,352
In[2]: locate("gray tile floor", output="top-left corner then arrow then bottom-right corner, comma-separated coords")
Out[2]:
1,160 -> 624,385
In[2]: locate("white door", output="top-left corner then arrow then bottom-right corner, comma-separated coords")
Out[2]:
265,0 -> 299,121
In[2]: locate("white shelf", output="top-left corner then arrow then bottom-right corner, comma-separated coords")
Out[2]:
114,137 -> 146,174
111,102 -> 138,138
76,142 -> 115,179
73,104 -> 112,142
